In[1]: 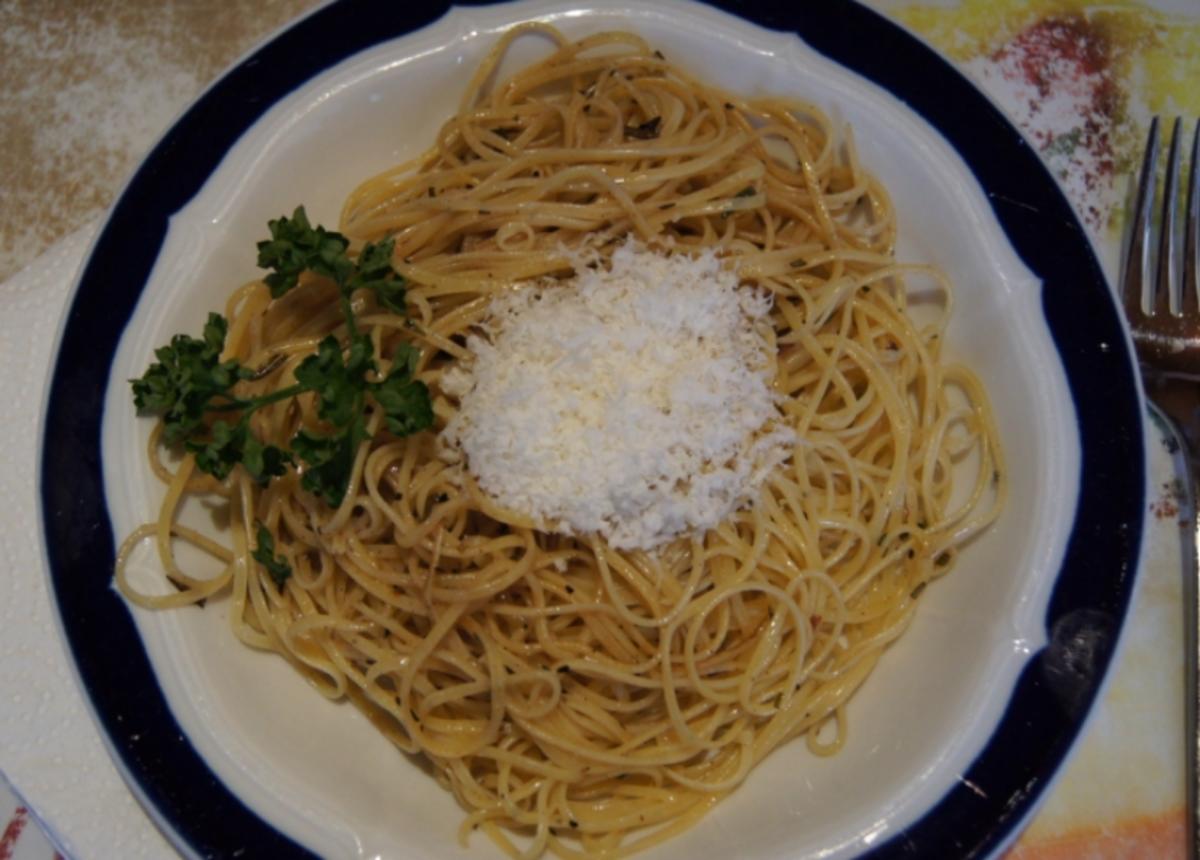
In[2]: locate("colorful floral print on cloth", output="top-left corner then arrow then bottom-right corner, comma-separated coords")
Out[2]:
882,1 -> 1200,857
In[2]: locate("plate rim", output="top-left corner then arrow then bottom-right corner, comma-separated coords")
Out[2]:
37,1 -> 1146,858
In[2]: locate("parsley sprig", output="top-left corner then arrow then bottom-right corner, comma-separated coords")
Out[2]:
251,522 -> 292,587
132,206 -> 433,529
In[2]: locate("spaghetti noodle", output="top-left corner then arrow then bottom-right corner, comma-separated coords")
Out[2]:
118,24 -> 1004,859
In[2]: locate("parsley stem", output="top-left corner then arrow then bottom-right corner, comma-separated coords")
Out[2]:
339,293 -> 357,334
205,383 -> 308,413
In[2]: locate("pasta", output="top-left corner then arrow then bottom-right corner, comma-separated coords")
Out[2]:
118,24 -> 1004,859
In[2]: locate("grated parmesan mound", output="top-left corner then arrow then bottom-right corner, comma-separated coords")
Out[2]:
440,243 -> 795,551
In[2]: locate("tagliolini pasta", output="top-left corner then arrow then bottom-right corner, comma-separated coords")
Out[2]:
119,23 -> 1004,860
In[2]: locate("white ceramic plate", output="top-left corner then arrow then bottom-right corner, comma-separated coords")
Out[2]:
39,1 -> 1146,858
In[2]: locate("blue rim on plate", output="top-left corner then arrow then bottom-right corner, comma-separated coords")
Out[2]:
39,0 -> 1145,857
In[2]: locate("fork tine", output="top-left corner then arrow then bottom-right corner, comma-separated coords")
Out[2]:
1123,117 -> 1159,319
1159,118 -> 1184,316
1185,119 -> 1200,318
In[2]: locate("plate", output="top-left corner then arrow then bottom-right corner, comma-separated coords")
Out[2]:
38,0 -> 1145,858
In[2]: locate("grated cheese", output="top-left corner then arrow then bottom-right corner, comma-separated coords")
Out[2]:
440,243 -> 794,551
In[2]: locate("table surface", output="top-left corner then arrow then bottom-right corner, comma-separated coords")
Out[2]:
0,0 -> 322,283
2,1 -> 1198,858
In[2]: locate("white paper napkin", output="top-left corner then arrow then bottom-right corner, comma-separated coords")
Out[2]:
0,222 -> 177,859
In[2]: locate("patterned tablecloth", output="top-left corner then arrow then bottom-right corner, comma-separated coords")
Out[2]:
882,3 -> 1199,857
1,1 -> 1197,858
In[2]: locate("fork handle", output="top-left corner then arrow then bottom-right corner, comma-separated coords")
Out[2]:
1184,438 -> 1199,860
1186,446 -> 1200,860
1148,400 -> 1200,860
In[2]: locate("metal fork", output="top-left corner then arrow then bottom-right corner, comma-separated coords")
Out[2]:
1121,115 -> 1200,860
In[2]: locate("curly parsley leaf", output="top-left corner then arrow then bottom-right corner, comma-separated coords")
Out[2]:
349,238 -> 408,313
391,340 -> 421,376
374,278 -> 409,315
373,345 -> 433,437
131,313 -> 251,446
294,334 -> 375,427
251,522 -> 291,587
242,435 -> 292,483
185,419 -> 244,480
292,419 -> 368,508
256,206 -> 353,298
376,376 -> 433,437
257,209 -> 408,316
183,418 -> 291,483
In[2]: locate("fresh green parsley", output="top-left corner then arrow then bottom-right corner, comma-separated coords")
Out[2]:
251,522 -> 291,587
132,207 -> 433,508
131,313 -> 251,446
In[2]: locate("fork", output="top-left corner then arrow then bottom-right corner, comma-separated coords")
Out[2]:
1120,115 -> 1200,860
